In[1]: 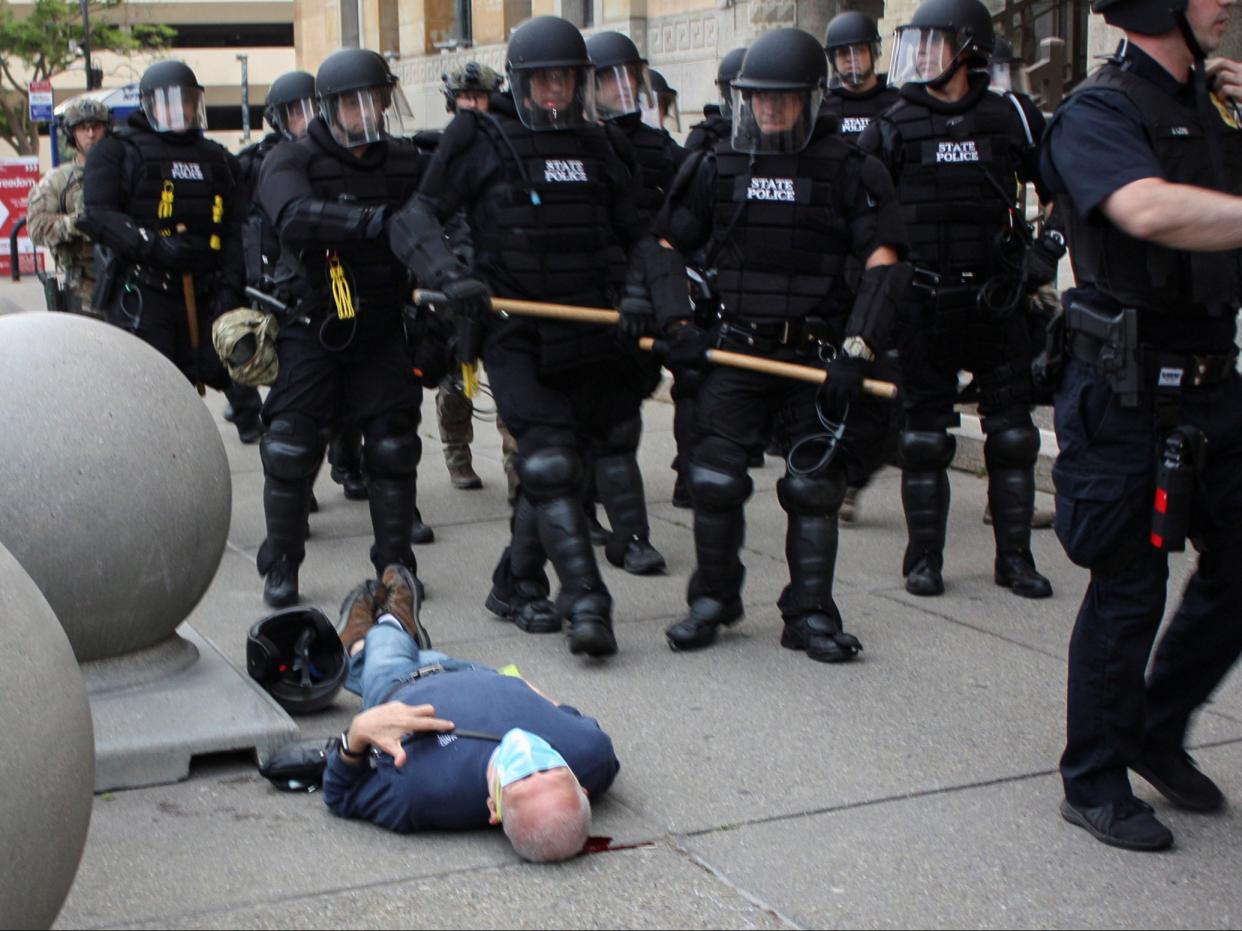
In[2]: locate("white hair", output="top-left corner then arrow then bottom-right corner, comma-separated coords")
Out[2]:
502,786 -> 591,863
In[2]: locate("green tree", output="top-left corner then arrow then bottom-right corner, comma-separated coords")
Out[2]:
0,0 -> 174,154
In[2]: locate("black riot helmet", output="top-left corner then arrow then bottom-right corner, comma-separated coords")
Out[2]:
731,28 -> 828,155
587,31 -> 655,121
247,607 -> 347,715
988,36 -> 1029,94
890,0 -> 995,88
506,15 -> 597,131
824,11 -> 883,89
716,47 -> 748,118
316,48 -> 412,147
139,60 -> 207,133
647,68 -> 681,131
264,70 -> 316,140
1092,0 -> 1188,35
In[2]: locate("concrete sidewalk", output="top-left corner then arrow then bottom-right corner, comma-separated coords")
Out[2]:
36,316 -> 1242,929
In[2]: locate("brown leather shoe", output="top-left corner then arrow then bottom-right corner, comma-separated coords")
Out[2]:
379,564 -> 432,650
338,579 -> 385,653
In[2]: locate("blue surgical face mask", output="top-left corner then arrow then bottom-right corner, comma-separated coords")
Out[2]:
488,728 -> 571,821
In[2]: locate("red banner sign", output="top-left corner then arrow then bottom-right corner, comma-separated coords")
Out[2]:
0,157 -> 45,276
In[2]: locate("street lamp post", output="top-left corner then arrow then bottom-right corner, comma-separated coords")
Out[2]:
237,53 -> 250,143
79,0 -> 93,89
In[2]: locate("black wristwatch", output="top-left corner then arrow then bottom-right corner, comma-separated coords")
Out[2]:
339,730 -> 366,761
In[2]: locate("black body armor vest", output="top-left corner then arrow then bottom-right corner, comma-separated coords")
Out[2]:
1058,61 -> 1242,317
113,122 -> 234,265
290,122 -> 425,310
886,82 -> 1025,275
616,114 -> 681,220
708,125 -> 856,321
468,108 -> 618,309
686,108 -> 732,154
237,134 -> 282,289
821,80 -> 900,142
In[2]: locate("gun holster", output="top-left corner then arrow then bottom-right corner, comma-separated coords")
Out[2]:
1065,302 -> 1142,406
43,277 -> 67,312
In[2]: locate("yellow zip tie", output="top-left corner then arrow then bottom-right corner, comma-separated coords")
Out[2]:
209,234 -> 222,251
158,181 -> 175,220
210,195 -> 224,250
328,253 -> 356,320
462,362 -> 479,399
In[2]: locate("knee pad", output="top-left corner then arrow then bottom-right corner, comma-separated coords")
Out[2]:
777,472 -> 847,516
260,417 -> 323,482
688,461 -> 752,511
519,447 -> 583,502
983,421 -> 1040,470
897,430 -> 956,472
364,413 -> 419,477
600,416 -> 642,454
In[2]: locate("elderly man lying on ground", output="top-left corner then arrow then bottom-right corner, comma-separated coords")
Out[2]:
323,565 -> 620,862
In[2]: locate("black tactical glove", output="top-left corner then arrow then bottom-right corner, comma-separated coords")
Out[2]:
818,353 -> 872,419
662,322 -> 712,370
617,285 -> 654,340
440,275 -> 492,326
144,232 -> 216,275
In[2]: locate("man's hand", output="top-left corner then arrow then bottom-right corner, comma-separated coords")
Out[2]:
344,702 -> 455,768
662,321 -> 712,369
1208,58 -> 1242,105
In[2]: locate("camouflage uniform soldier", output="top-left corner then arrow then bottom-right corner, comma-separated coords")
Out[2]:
27,98 -> 111,317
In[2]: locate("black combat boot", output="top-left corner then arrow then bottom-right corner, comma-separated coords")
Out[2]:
901,468 -> 949,596
596,452 -> 666,575
988,467 -> 1052,598
263,555 -> 299,608
259,473 -> 309,607
666,491 -> 747,651
666,596 -> 744,650
536,497 -> 616,657
367,475 -> 423,600
486,495 -> 562,634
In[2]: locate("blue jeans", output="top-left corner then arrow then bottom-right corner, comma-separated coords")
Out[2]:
346,623 -> 493,709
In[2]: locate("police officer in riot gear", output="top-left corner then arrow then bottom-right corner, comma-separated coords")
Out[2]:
82,60 -> 244,396
644,28 -> 910,661
585,29 -> 685,574
390,15 -> 650,658
1043,0 -> 1242,851
649,70 -> 681,132
685,47 -> 748,153
822,11 -> 901,142
226,71 -> 319,445
859,0 -> 1054,601
255,48 -> 432,607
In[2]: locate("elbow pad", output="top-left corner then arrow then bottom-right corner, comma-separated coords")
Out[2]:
845,261 -> 913,355
388,197 -> 465,290
631,237 -> 690,329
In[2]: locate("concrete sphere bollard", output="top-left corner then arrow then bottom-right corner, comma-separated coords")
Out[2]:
0,541 -> 94,930
0,313 -> 231,662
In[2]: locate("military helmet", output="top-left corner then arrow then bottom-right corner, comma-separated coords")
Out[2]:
1091,0 -> 1187,35
61,98 -> 110,149
440,61 -> 503,111
246,607 -> 347,716
211,308 -> 280,387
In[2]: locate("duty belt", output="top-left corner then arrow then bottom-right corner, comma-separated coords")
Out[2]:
129,264 -> 220,295
910,265 -> 981,296
1070,333 -> 1237,390
716,317 -> 833,355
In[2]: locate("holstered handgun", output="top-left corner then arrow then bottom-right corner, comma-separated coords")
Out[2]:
1066,302 -> 1141,406
43,276 -> 68,312
91,244 -> 123,313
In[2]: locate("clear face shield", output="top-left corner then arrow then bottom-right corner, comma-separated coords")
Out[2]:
989,59 -> 1030,95
142,85 -> 208,133
717,79 -> 735,119
273,98 -> 315,140
385,83 -> 417,138
889,26 -> 967,86
320,87 -> 389,147
830,42 -> 878,89
510,66 -> 597,131
731,86 -> 823,155
593,62 -> 654,121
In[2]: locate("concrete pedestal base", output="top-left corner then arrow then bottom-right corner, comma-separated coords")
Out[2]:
88,625 -> 299,793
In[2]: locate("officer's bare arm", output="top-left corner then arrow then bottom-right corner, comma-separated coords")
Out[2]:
1103,177 -> 1242,250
